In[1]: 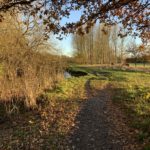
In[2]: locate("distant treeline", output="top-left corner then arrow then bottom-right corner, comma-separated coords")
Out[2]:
126,55 -> 150,64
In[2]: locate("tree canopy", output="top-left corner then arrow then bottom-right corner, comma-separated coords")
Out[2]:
0,0 -> 149,41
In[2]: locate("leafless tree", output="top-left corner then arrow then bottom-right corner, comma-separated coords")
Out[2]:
0,13 -> 65,109
73,23 -> 116,65
126,39 -> 140,67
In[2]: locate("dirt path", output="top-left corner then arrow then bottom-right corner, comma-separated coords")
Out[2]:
0,78 -> 141,150
69,79 -> 140,150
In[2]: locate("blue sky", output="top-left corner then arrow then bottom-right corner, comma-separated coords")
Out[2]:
54,10 -> 82,56
53,10 -> 142,56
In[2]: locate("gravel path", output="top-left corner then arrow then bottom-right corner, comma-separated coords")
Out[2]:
69,79 -> 140,150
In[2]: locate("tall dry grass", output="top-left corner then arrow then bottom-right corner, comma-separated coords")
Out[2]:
0,13 -> 65,110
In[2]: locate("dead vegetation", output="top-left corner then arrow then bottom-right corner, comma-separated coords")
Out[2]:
0,13 -> 65,110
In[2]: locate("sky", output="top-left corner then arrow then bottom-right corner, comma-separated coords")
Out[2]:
53,10 -> 82,56
53,10 -> 142,57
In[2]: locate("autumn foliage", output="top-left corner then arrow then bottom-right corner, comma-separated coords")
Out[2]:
0,13 -> 65,109
0,0 -> 149,41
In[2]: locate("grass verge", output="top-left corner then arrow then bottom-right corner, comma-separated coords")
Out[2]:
0,74 -> 91,149
71,66 -> 150,148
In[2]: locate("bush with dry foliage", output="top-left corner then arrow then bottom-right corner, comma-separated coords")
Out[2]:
0,13 -> 65,109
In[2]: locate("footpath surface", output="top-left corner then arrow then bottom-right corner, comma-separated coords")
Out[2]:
69,79 -> 140,150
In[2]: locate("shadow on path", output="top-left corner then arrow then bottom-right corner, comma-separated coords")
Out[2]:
69,78 -> 135,150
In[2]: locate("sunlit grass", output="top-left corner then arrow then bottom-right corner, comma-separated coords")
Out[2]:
0,73 -> 94,149
106,70 -> 150,146
0,64 -> 2,74
90,78 -> 108,90
46,75 -> 92,101
1,65 -> 150,149
71,66 -> 150,147
129,63 -> 150,68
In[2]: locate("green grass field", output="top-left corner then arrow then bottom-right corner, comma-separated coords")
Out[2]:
129,63 -> 150,68
0,65 -> 150,149
69,66 -> 150,148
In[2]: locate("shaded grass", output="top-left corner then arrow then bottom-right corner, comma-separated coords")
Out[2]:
0,74 -> 92,149
70,66 -> 150,148
112,85 -> 150,146
1,65 -> 150,149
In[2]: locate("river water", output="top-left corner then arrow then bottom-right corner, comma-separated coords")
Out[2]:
64,71 -> 72,79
